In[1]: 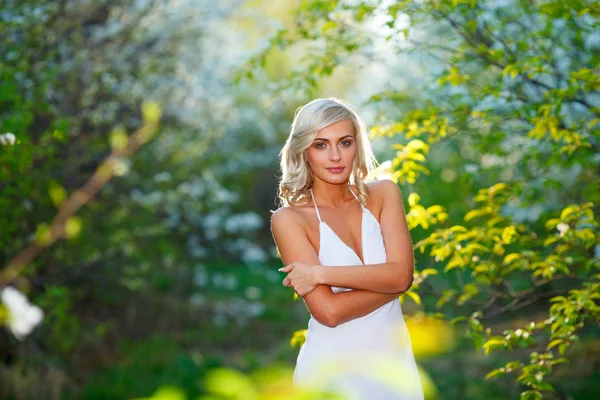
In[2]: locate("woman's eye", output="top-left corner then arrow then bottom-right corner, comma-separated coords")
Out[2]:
316,140 -> 352,148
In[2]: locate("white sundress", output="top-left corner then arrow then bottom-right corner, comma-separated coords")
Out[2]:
292,186 -> 424,400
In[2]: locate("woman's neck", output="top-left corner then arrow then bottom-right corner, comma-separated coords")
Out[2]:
311,183 -> 354,208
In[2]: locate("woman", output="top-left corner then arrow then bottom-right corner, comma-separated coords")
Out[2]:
270,97 -> 424,399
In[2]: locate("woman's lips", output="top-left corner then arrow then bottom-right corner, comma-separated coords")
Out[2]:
326,167 -> 345,174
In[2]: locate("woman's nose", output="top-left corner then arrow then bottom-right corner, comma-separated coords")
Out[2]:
329,147 -> 341,161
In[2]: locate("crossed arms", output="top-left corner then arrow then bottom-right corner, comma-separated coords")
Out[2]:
270,180 -> 415,328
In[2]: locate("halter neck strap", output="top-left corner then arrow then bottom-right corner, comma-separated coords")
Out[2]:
310,186 -> 364,223
309,188 -> 322,223
348,186 -> 365,210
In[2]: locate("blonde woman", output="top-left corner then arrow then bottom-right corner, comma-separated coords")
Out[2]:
270,97 -> 424,399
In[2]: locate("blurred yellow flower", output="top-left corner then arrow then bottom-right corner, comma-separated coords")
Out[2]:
403,315 -> 456,358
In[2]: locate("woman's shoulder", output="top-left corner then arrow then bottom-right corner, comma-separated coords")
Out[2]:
356,179 -> 397,202
359,179 -> 401,216
365,179 -> 399,195
270,203 -> 312,230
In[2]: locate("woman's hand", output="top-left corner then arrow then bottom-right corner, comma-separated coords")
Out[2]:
279,262 -> 322,297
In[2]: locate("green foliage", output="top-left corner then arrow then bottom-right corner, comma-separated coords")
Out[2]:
243,0 -> 600,397
78,337 -> 207,400
1,1 -> 276,398
2,0 -> 599,398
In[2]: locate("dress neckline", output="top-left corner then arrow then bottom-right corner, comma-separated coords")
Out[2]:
310,186 -> 367,265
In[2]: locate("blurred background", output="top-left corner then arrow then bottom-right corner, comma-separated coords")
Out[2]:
1,0 -> 599,399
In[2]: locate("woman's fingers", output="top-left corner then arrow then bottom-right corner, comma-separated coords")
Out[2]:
278,263 -> 295,273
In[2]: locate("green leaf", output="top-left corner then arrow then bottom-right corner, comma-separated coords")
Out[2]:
521,390 -> 542,400
403,290 -> 421,305
547,339 -> 563,350
485,368 -> 506,380
65,217 -> 83,239
110,126 -> 129,152
142,386 -> 186,400
290,329 -> 307,348
503,253 -> 522,265
549,296 -> 567,303
465,209 -> 486,221
142,101 -> 162,124
419,268 -> 438,276
450,316 -> 467,325
560,206 -> 578,220
321,21 -> 336,34
482,339 -> 505,355
49,181 -> 67,208
35,223 -> 52,245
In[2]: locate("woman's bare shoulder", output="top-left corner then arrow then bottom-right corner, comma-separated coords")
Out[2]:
366,179 -> 398,198
361,179 -> 399,215
270,204 -> 312,230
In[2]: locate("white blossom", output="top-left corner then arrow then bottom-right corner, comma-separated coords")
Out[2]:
224,212 -> 263,233
110,158 -> 131,176
244,286 -> 262,300
187,234 -> 207,258
368,159 -> 393,181
0,132 -> 16,146
241,245 -> 268,264
189,292 -> 206,307
464,164 -> 479,173
1,286 -> 44,340
202,213 -> 221,231
481,153 -> 505,168
557,222 -> 569,236
154,171 -> 172,183
211,273 -> 237,290
193,264 -> 209,287
247,301 -> 265,317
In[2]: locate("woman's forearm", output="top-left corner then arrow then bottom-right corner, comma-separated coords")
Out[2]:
316,262 -> 414,294
329,289 -> 401,326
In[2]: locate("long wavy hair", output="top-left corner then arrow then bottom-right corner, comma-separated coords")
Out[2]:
277,97 -> 378,208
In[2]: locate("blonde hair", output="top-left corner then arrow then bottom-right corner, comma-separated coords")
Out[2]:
277,97 -> 378,207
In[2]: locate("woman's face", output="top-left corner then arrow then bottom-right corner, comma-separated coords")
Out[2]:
306,119 -> 356,184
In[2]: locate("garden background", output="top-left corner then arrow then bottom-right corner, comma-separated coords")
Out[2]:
1,1 -> 599,399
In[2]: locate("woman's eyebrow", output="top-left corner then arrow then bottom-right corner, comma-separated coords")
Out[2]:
313,135 -> 354,141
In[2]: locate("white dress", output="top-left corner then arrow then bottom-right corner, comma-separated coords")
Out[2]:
292,186 -> 424,400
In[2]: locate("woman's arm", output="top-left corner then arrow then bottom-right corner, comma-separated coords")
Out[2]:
270,207 -> 404,327
314,180 -> 415,294
280,180 -> 415,294
329,289 -> 401,326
